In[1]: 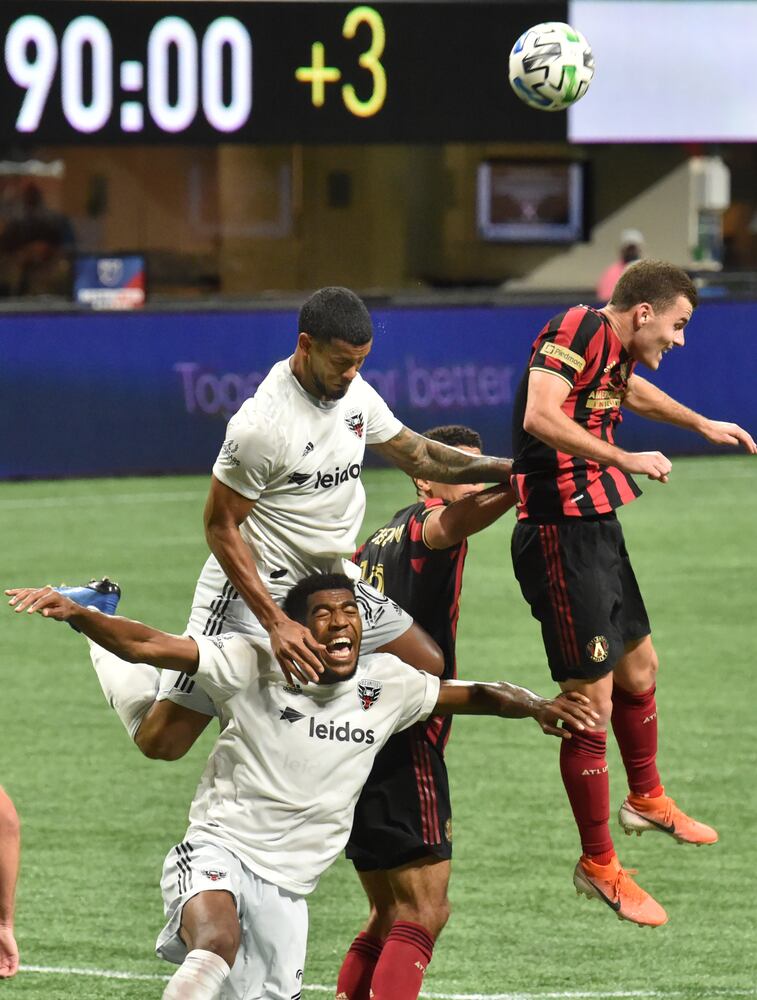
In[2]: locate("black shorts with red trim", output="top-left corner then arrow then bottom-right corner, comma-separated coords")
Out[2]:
511,514 -> 651,682
345,724 -> 452,872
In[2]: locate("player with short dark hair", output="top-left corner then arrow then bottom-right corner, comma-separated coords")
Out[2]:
298,286 -> 374,348
86,286 -> 512,763
8,576 -> 596,1000
0,785 -> 20,979
337,425 -> 515,1000
510,258 -> 756,926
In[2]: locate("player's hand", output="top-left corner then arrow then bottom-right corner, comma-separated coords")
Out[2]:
532,691 -> 599,739
0,925 -> 19,978
617,450 -> 672,482
5,586 -> 77,621
268,617 -> 326,686
700,419 -> 757,454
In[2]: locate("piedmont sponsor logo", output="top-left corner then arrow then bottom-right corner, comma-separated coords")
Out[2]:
308,716 -> 375,745
314,463 -> 362,490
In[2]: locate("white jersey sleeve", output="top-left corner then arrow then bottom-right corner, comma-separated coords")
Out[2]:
361,379 -> 403,445
193,633 -> 266,703
212,410 -> 284,501
391,662 -> 441,733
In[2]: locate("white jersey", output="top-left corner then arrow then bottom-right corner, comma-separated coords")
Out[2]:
184,633 -> 440,896
197,359 -> 402,608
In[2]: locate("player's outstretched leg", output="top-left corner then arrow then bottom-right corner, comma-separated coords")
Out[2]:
612,638 -> 718,847
559,673 -> 667,927
56,578 -> 160,740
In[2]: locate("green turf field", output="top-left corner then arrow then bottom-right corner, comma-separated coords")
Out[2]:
1,457 -> 755,1000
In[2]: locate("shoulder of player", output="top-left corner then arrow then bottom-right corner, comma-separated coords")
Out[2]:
196,631 -> 268,658
357,652 -> 423,680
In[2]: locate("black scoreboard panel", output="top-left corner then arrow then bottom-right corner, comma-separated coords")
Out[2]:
0,2 -> 568,144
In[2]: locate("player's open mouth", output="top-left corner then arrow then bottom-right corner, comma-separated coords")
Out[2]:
326,637 -> 353,661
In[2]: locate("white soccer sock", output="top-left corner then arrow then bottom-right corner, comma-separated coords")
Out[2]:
162,949 -> 231,999
87,639 -> 159,740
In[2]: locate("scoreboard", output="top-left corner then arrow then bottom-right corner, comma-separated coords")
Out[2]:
0,2 -> 567,144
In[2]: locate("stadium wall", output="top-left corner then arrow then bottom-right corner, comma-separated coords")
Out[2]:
2,301 -> 754,479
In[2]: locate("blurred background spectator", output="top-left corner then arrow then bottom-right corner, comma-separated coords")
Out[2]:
596,229 -> 645,303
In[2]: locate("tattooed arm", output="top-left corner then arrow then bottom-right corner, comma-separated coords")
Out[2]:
370,427 -> 512,483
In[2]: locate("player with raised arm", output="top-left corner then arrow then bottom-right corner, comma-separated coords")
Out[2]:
510,259 -> 756,927
7,576 -> 596,1000
0,785 -> 20,979
338,425 -> 515,1000
86,287 -> 511,761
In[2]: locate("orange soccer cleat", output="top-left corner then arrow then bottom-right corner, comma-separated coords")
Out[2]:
619,790 -> 719,846
573,855 -> 668,927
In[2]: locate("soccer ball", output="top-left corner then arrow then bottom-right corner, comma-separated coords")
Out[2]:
509,22 -> 594,112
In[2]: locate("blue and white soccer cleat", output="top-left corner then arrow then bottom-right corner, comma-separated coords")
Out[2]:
55,578 -> 121,629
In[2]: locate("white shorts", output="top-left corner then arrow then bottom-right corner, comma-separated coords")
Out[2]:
156,837 -> 308,1000
157,577 -> 412,717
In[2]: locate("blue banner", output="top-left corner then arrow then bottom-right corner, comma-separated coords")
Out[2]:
1,301 -> 755,479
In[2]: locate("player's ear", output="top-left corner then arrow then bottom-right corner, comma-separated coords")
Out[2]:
297,332 -> 314,356
414,476 -> 431,497
632,303 -> 653,329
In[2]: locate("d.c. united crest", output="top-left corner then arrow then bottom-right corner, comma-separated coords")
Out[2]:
357,678 -> 382,711
345,411 -> 364,438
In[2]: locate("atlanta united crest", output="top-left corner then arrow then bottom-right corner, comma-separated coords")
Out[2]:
357,678 -> 382,711
345,410 -> 364,438
586,635 -> 609,663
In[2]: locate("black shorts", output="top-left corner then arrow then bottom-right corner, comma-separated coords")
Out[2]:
511,515 -> 651,682
346,724 -> 452,872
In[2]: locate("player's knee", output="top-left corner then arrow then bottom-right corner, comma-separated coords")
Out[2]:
647,645 -> 659,681
366,900 -> 398,941
428,896 -> 451,937
188,925 -> 240,970
397,896 -> 450,938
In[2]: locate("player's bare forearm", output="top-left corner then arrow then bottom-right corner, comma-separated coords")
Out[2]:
205,520 -> 286,630
427,484 -> 515,549
433,681 -> 598,737
371,427 -> 512,483
624,375 -> 704,429
525,401 -> 628,468
204,477 -> 326,682
6,587 -> 198,672
0,788 -> 19,929
626,376 -> 756,452
204,478 -> 285,631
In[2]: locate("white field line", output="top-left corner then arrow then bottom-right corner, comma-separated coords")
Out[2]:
18,966 -> 757,999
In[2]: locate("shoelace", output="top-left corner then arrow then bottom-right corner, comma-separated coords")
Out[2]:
633,794 -> 676,826
613,867 -> 642,901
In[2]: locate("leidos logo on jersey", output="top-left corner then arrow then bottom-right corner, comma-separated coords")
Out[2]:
308,717 -> 375,745
314,462 -> 362,490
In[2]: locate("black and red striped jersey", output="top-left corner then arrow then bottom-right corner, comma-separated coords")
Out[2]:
353,497 -> 467,750
511,305 -> 642,521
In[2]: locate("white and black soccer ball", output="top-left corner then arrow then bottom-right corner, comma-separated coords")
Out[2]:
509,22 -> 594,112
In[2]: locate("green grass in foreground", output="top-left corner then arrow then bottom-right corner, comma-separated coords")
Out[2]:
0,457 -> 755,999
